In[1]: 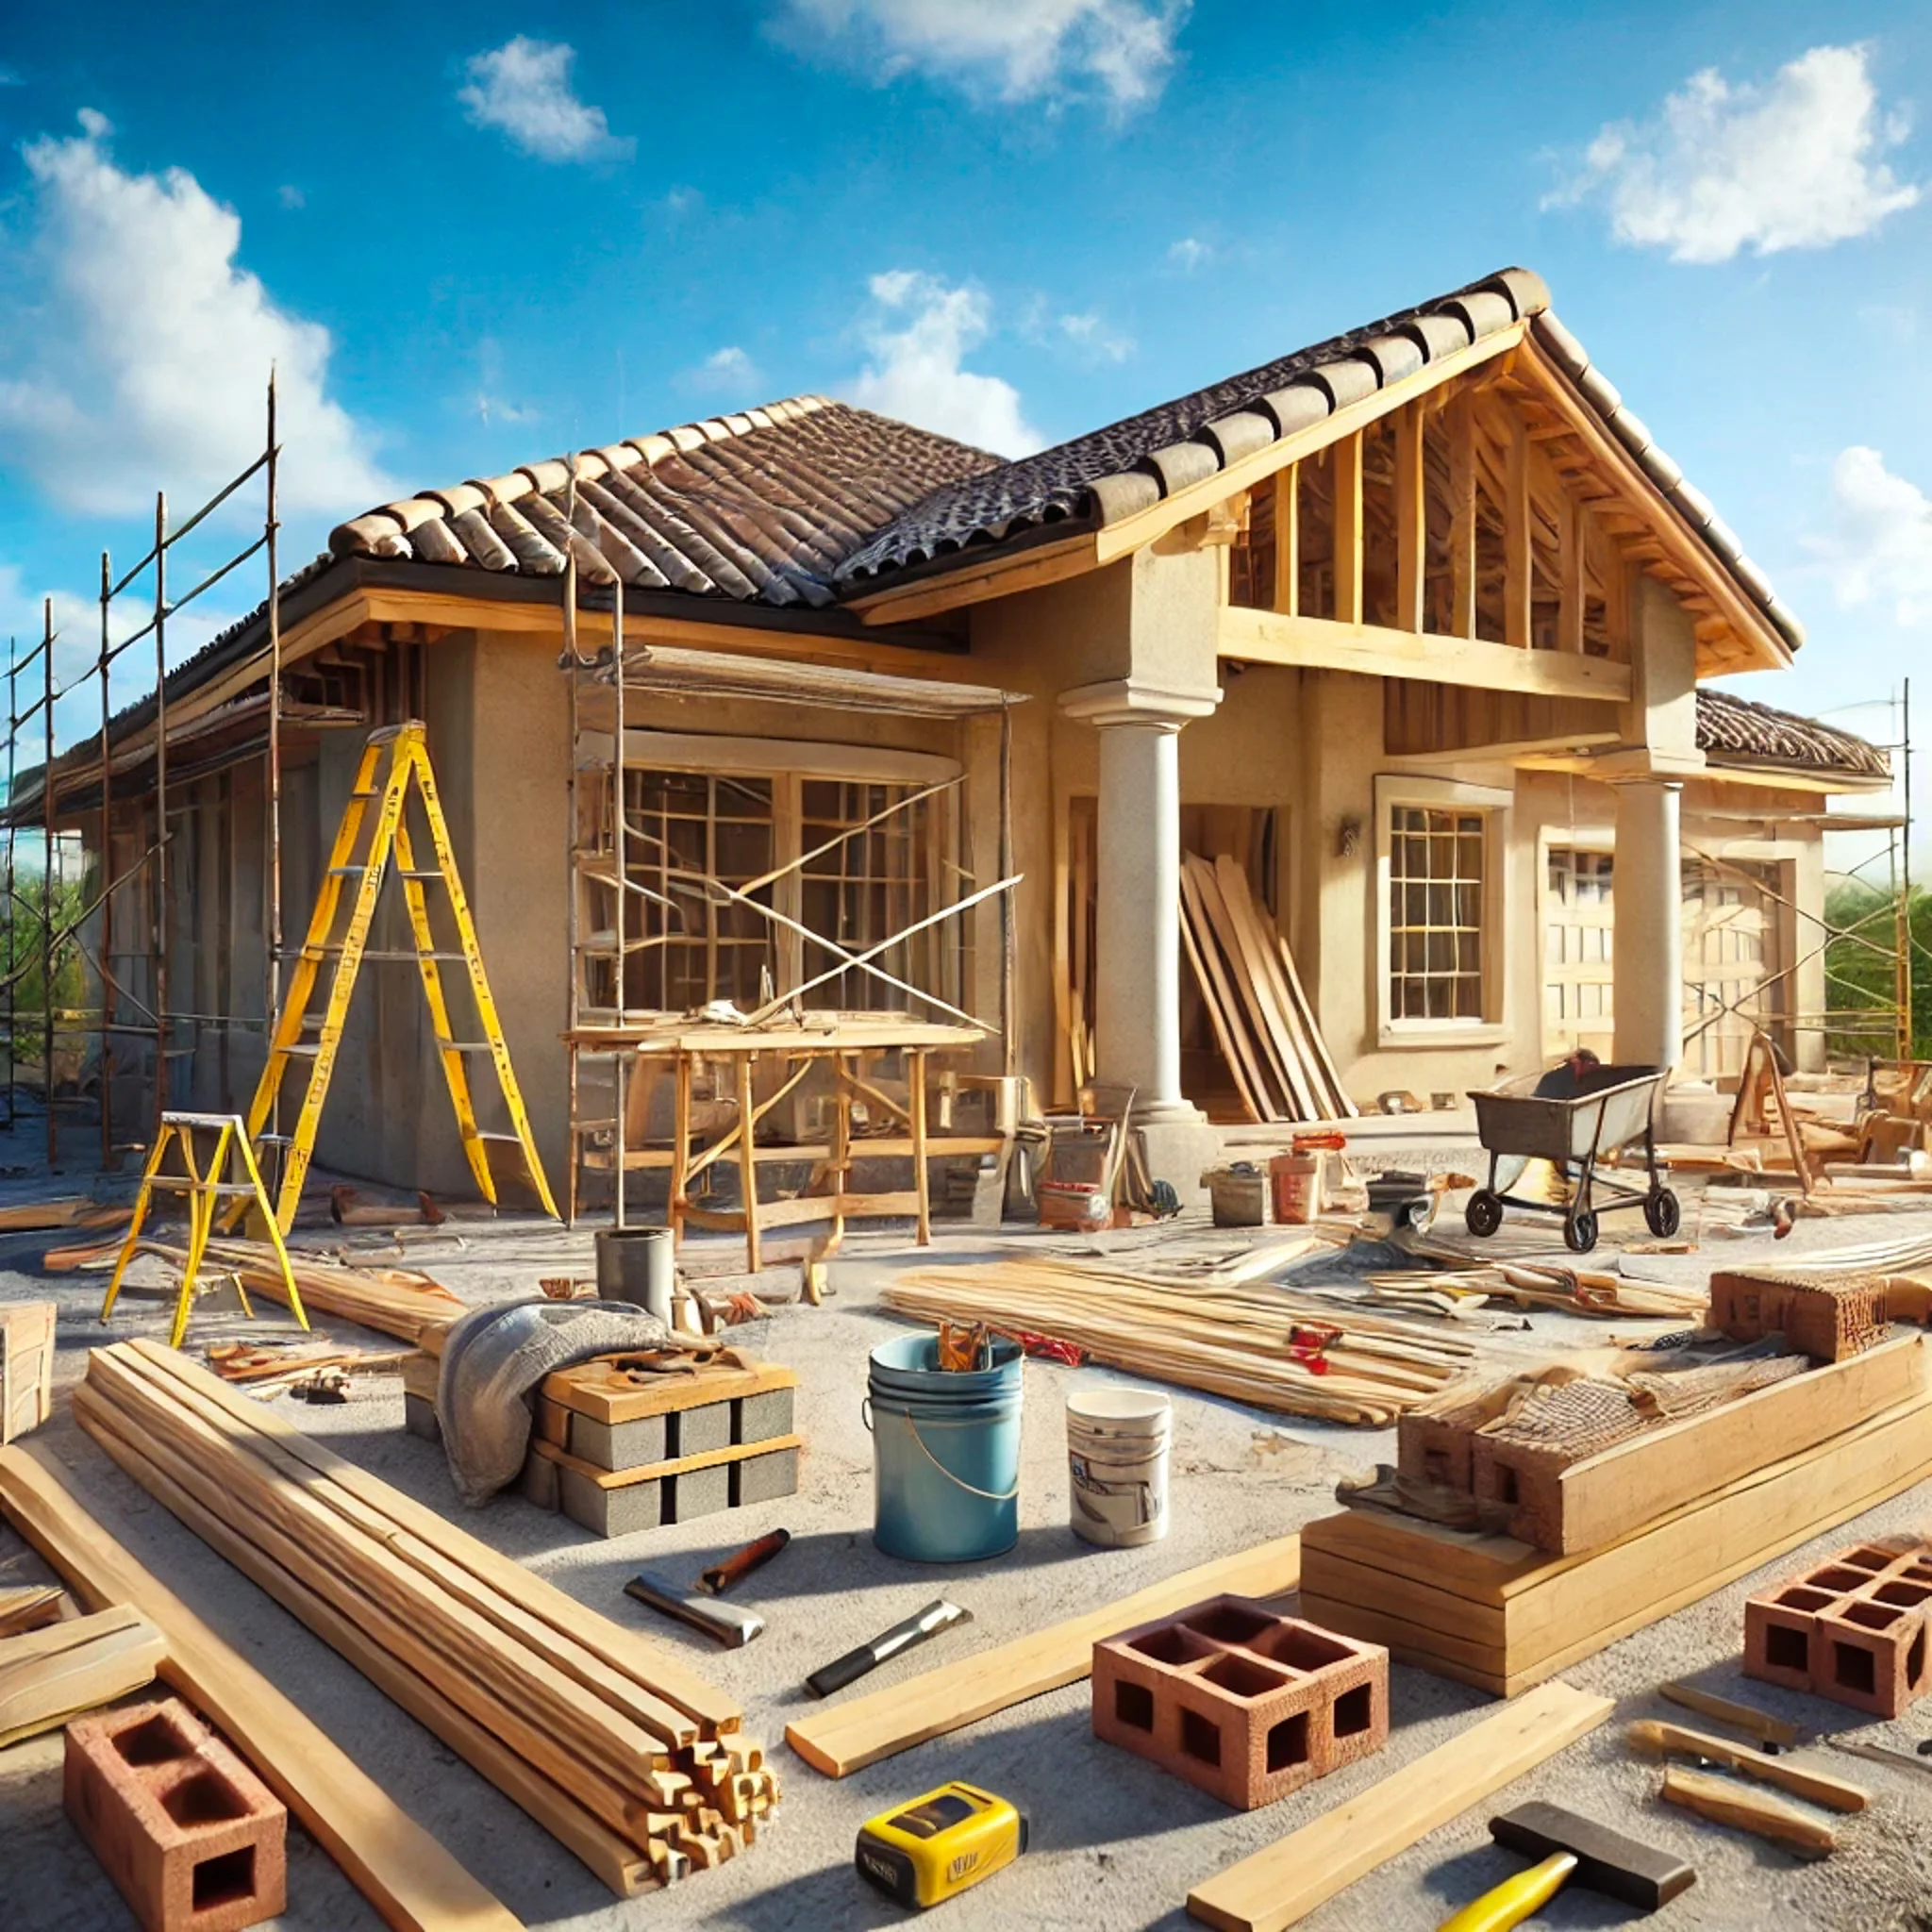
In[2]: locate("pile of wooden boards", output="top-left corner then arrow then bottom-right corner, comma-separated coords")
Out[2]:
1367,1253 -> 1708,1321
886,1257 -> 1475,1425
73,1339 -> 777,1892
1180,853 -> 1354,1124
1301,1332 -> 1932,1692
0,1603 -> 164,1746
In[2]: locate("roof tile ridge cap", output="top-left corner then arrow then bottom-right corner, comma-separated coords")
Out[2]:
1529,307 -> 1804,654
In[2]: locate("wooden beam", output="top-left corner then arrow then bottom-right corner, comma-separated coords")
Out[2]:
1095,322 -> 1526,565
1559,495 -> 1586,653
1185,1679 -> 1615,1932
1219,608 -> 1631,703
1272,464 -> 1298,617
0,1604 -> 165,1747
785,1534 -> 1302,1776
1504,410 -> 1532,650
1392,404 -> 1424,633
1332,431 -> 1364,626
1446,392 -> 1476,639
847,531 -> 1098,625
0,1446 -> 525,1932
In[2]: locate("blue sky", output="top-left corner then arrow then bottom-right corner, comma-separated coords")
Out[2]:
2,1 -> 1929,840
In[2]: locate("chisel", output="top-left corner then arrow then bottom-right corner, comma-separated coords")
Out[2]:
807,1600 -> 968,1698
624,1572 -> 765,1647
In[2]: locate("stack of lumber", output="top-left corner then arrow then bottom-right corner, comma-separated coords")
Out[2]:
73,1340 -> 776,1893
0,1582 -> 66,1636
0,1603 -> 165,1745
886,1257 -> 1475,1425
1302,1334 -> 1932,1692
1180,853 -> 1354,1124
1366,1257 -> 1707,1320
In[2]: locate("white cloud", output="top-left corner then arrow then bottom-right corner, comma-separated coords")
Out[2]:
458,36 -> 633,163
276,183 -> 305,209
846,271 -> 1041,456
1167,234 -> 1210,272
1549,44 -> 1921,263
1057,310 -> 1133,363
775,0 -> 1186,111
1810,445 -> 1932,625
677,345 -> 763,398
0,112 -> 392,519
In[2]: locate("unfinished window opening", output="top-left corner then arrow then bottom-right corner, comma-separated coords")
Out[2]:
1681,858 -> 1783,1083
1471,472 -> 1507,644
1180,1707 -> 1223,1768
1228,483 -> 1275,611
799,779 -> 935,1012
1298,448 -> 1335,621
1765,1624 -> 1809,1672
1114,1679 -> 1156,1731
1389,805 -> 1485,1022
1359,421 -> 1397,631
1266,1711 -> 1308,1772
1421,409 -> 1457,635
1543,845 -> 1614,1062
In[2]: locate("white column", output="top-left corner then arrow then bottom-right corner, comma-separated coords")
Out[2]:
1612,778 -> 1683,1072
1061,679 -> 1219,1124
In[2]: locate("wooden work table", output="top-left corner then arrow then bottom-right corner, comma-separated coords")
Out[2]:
565,1015 -> 993,1267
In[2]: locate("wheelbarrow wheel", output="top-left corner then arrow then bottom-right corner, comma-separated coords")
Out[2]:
1465,1190 -> 1504,1238
1644,1189 -> 1682,1239
1563,1209 -> 1599,1255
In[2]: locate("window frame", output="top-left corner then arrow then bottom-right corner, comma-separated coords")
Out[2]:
1374,773 -> 1511,1048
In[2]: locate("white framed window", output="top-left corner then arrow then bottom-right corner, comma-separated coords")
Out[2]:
1374,774 -> 1510,1046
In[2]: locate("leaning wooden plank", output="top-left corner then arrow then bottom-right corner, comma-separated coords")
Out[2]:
1185,857 -> 1296,1115
1275,932 -> 1357,1119
0,1444 -> 525,1932
1185,1679 -> 1614,1932
1178,891 -> 1264,1122
1214,857 -> 1326,1121
0,1602 -> 166,1745
125,1339 -> 736,1732
70,1397 -> 650,1899
786,1534 -> 1301,1777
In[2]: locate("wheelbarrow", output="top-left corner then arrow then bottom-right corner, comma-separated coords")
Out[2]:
1463,1064 -> 1678,1256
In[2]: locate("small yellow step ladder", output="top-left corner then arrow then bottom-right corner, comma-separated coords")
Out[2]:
232,721 -> 559,1233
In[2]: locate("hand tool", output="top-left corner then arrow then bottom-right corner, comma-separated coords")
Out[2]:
698,1528 -> 790,1595
623,1571 -> 764,1647
1824,1735 -> 1932,1781
807,1599 -> 968,1698
1626,1719 -> 1866,1811
855,1780 -> 1025,1910
1659,1764 -> 1835,1857
1436,1802 -> 1694,1929
1658,1680 -> 1799,1750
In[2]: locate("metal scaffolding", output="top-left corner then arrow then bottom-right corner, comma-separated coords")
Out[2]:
0,377 -> 283,1168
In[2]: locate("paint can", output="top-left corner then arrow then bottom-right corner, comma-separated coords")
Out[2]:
866,1332 -> 1024,1562
1268,1153 -> 1321,1224
1065,1384 -> 1171,1548
593,1225 -> 675,1324
1205,1163 -> 1268,1227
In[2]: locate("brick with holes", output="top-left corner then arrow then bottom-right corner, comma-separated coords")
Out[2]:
1743,1538 -> 1932,1720
63,1697 -> 287,1932
1091,1595 -> 1387,1808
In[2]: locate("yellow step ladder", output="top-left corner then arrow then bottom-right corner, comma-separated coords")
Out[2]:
233,721 -> 559,1233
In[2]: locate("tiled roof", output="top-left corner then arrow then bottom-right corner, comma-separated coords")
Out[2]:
836,268 -> 1804,653
327,397 -> 1000,609
1697,689 -> 1889,779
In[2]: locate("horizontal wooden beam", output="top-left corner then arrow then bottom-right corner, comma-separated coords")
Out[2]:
1219,607 -> 1632,703
848,532 -> 1099,626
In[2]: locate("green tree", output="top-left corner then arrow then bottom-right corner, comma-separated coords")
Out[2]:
1824,880 -> 1932,1061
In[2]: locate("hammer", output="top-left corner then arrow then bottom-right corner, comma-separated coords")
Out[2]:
1437,1803 -> 1695,1930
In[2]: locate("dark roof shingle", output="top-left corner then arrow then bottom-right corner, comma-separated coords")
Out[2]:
1697,688 -> 1889,779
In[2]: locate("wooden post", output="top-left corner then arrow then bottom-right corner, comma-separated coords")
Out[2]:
1272,464 -> 1298,617
152,491 -> 168,1125
1393,406 -> 1424,633
1332,434 -> 1363,627
734,1051 -> 759,1273
670,1050 -> 691,1249
1558,496 -> 1586,654
1505,413 -> 1532,650
97,551 -> 112,1168
909,1047 -> 930,1246
41,599 -> 54,1170
1447,394 -> 1476,639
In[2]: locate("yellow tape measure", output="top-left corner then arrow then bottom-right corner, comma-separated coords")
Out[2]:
855,1781 -> 1027,1909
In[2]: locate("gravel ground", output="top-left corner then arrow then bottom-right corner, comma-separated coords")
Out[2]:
2,1133 -> 1930,1932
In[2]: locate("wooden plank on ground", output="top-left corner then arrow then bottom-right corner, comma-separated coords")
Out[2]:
0,1603 -> 165,1745
1185,1679 -> 1614,1932
0,1445 -> 525,1932
785,1534 -> 1301,1777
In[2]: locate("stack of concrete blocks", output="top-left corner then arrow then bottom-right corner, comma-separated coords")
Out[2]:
63,1697 -> 287,1932
1710,1270 -> 1889,1362
1744,1538 -> 1932,1718
1091,1594 -> 1388,1808
524,1355 -> 802,1538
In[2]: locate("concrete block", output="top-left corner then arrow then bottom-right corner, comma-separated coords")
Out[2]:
666,1463 -> 730,1523
572,1411 -> 668,1473
736,1389 -> 793,1447
671,1401 -> 732,1457
731,1445 -> 800,1508
517,1450 -> 560,1512
559,1466 -> 664,1539
1744,1539 -> 1932,1718
64,1697 -> 286,1932
402,1392 -> 441,1444
1092,1596 -> 1387,1809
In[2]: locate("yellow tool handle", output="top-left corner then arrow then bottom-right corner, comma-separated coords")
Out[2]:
1436,1851 -> 1577,1931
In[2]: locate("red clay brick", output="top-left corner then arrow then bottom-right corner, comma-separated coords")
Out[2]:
1709,1272 -> 1888,1362
1743,1538 -> 1932,1720
1091,1595 -> 1387,1808
64,1697 -> 286,1932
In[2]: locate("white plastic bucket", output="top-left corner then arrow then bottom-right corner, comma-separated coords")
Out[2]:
1065,1386 -> 1172,1548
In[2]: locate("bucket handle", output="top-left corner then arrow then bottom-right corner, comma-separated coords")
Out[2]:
892,1407 -> 1021,1503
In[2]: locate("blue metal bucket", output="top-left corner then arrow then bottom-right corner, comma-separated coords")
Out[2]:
866,1333 -> 1023,1562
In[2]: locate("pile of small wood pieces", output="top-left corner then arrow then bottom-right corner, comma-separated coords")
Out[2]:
1179,852 -> 1354,1124
1365,1255 -> 1709,1321
75,1340 -> 777,1891
887,1256 -> 1475,1424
